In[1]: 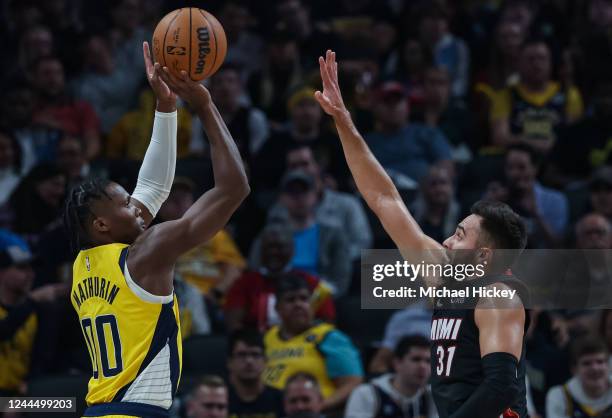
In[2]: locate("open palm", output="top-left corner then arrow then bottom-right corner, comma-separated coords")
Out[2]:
315,50 -> 347,118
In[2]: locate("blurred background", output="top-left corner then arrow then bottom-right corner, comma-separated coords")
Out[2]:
1,0 -> 612,417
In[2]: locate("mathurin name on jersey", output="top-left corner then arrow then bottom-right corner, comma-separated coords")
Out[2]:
373,286 -> 517,299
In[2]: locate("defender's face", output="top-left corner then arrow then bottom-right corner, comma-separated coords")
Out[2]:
92,183 -> 145,245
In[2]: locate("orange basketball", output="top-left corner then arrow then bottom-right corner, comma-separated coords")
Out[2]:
152,8 -> 227,81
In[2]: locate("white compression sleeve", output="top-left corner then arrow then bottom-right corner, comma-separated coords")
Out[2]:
131,110 -> 177,217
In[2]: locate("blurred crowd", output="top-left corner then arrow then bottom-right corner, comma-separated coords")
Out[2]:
1,0 -> 612,417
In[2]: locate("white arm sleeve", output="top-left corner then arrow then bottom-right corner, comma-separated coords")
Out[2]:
131,110 -> 177,217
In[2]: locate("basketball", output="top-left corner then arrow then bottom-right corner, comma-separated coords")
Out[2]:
152,8 -> 227,81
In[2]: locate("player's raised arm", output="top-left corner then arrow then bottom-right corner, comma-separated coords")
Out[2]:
131,67 -> 249,274
130,42 -> 178,226
314,50 -> 442,254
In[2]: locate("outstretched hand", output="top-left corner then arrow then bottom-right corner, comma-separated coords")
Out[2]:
143,42 -> 176,108
158,67 -> 212,111
315,50 -> 348,118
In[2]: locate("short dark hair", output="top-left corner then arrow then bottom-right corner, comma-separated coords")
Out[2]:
506,143 -> 542,168
275,272 -> 312,300
393,335 -> 430,359
284,372 -> 320,393
471,200 -> 527,255
570,336 -> 609,366
63,178 -> 112,254
227,329 -> 264,357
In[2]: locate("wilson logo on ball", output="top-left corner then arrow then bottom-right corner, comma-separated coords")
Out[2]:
166,46 -> 186,55
194,27 -> 211,74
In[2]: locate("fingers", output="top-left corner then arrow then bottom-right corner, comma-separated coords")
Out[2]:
143,41 -> 153,75
319,56 -> 333,91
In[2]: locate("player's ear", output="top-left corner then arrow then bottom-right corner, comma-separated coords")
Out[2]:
477,247 -> 492,265
92,216 -> 110,233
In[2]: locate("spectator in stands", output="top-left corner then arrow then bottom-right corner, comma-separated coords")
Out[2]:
346,335 -> 437,418
0,131 -> 22,205
368,300 -> 432,374
55,135 -> 91,191
192,64 -> 268,162
546,337 -> 612,418
253,87 -> 347,193
418,5 -> 470,97
5,164 -> 66,238
219,1 -> 264,80
499,144 -> 568,248
267,144 -> 371,259
248,30 -> 304,126
227,329 -> 284,418
106,87 -> 193,160
174,276 -> 211,339
549,83 -> 612,186
411,165 -> 460,244
414,67 -> 473,163
575,213 -> 612,250
0,230 -> 65,396
1,80 -> 62,174
588,166 -> 612,223
186,375 -> 229,418
225,223 -> 335,332
365,81 -> 453,185
16,26 -> 54,79
263,275 -> 363,411
283,373 -> 325,417
155,178 -> 246,298
253,171 -> 352,296
490,38 -> 583,154
29,56 -> 101,159
386,37 -> 430,110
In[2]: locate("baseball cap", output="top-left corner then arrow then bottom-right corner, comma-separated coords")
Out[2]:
281,170 -> 315,192
0,230 -> 33,269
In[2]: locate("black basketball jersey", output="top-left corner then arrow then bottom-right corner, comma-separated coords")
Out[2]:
430,274 -> 530,418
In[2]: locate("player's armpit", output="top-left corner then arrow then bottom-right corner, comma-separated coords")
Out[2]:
475,286 -> 525,360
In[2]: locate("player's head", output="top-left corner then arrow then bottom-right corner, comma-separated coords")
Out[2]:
443,200 -> 527,271
0,230 -> 35,297
186,375 -> 228,418
64,179 -> 145,253
227,329 -> 266,383
392,335 -> 431,388
570,336 -> 609,395
275,273 -> 313,332
283,372 -> 323,415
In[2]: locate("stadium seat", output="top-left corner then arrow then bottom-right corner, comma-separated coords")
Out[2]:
182,335 -> 228,377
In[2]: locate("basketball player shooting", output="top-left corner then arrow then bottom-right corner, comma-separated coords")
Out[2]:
64,42 -> 249,418
315,50 -> 529,418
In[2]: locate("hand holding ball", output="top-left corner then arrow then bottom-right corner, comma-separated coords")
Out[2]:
152,8 -> 227,81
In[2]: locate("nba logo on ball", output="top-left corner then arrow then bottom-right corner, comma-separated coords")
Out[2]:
152,8 -> 227,81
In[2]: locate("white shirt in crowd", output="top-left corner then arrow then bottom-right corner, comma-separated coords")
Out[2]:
546,376 -> 612,418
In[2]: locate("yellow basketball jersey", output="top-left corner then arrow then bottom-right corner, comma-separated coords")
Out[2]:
263,323 -> 336,398
71,243 -> 182,416
0,305 -> 36,392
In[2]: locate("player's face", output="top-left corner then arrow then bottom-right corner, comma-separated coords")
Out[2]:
92,183 -> 145,245
228,341 -> 265,381
576,352 -> 609,389
393,347 -> 431,388
284,381 -> 323,415
187,386 -> 228,418
443,215 -> 484,266
276,288 -> 313,330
